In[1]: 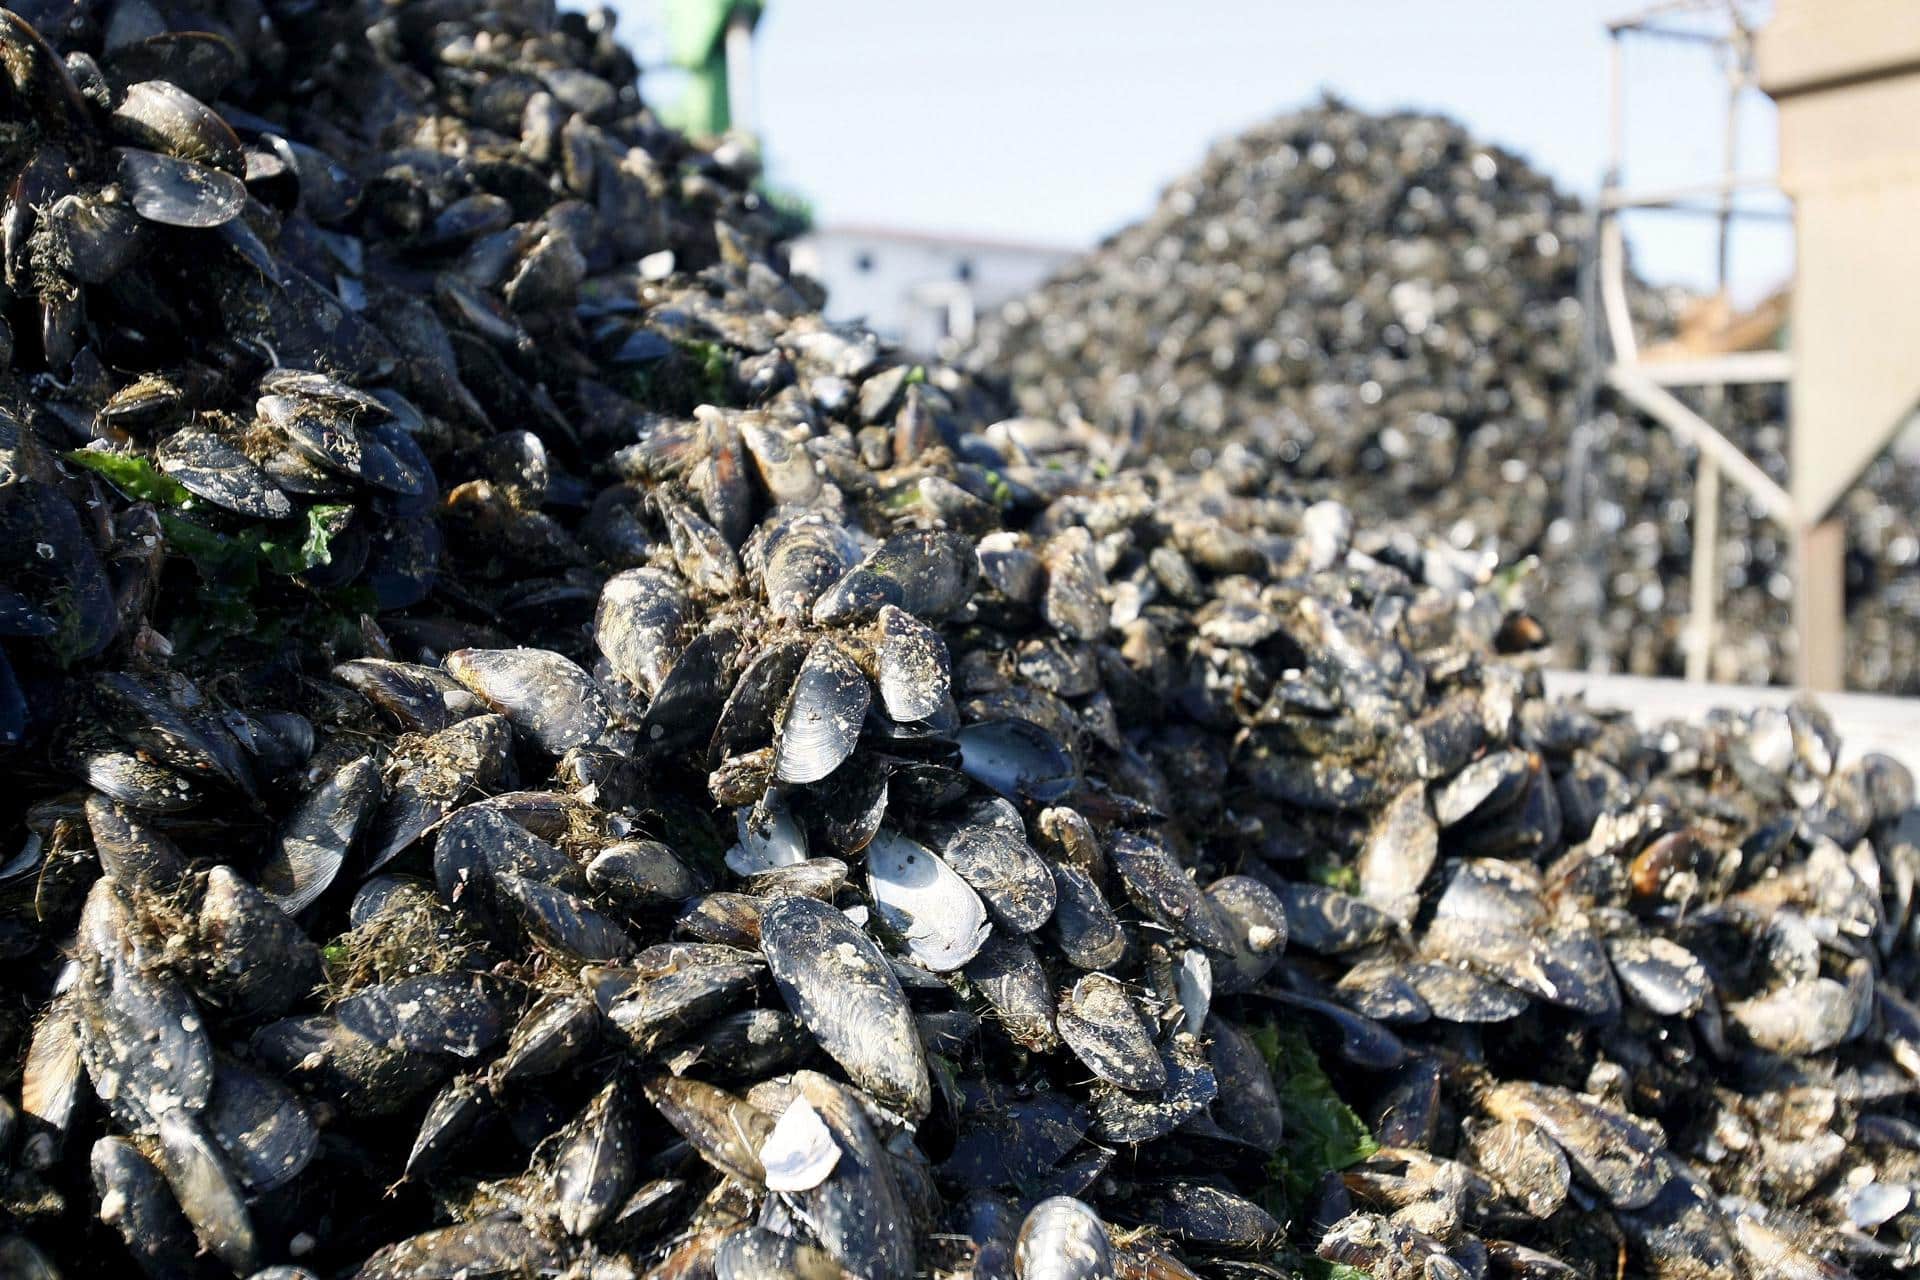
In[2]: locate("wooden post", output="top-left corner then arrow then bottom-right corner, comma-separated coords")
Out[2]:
1793,516 -> 1846,690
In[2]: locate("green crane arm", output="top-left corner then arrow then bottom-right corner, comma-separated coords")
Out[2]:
661,0 -> 764,137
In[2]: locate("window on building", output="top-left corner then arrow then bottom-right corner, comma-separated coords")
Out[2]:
855,252 -> 875,273
955,258 -> 974,283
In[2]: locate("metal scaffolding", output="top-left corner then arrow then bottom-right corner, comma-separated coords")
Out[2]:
1594,0 -> 1920,689
1591,0 -> 1790,683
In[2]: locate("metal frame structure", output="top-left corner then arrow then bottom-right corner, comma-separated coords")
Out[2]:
1594,0 -> 1789,683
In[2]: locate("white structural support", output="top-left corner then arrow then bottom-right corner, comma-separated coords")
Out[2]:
1594,1 -> 1794,685
724,8 -> 756,142
1603,367 -> 1792,522
1625,351 -> 1791,387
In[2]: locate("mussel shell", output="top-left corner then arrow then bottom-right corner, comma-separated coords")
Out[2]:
151,1108 -> 257,1274
759,894 -> 932,1120
115,148 -> 245,227
783,1071 -> 918,1280
1273,882 -> 1394,954
366,713 -> 514,870
1046,863 -> 1127,970
406,1076 -> 493,1178
334,973 -> 506,1061
711,637 -> 809,765
641,625 -> 746,755
258,755 -> 379,915
103,32 -> 244,103
595,566 -> 692,699
110,80 -> 243,173
495,872 -> 636,961
494,993 -> 599,1083
47,192 -> 147,284
355,1219 -> 559,1279
201,1057 -> 317,1194
191,866 -> 321,1018
774,639 -> 871,785
1123,1181 -> 1282,1249
156,424 -> 292,518
1107,831 -> 1233,951
92,1135 -> 201,1280
1055,973 -> 1165,1093
1482,1081 -> 1667,1210
864,829 -> 991,972
549,1080 -> 639,1237
963,934 -> 1060,1052
872,604 -> 952,723
927,796 -> 1057,934
754,513 -> 856,623
1015,1196 -> 1113,1280
813,528 -> 979,624
445,647 -> 609,756
641,1075 -> 770,1185
957,718 -> 1077,805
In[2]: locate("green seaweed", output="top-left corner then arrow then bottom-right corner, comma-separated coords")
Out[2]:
65,449 -> 193,507
1249,1020 -> 1379,1221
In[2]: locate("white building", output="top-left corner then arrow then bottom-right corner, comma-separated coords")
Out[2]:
790,225 -> 1075,355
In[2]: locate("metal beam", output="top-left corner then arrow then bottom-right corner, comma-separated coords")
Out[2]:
1794,518 -> 1847,689
1685,452 -> 1721,681
1632,351 -> 1792,385
1606,365 -> 1795,521
1606,0 -> 1726,35
1598,218 -> 1639,364
1600,174 -> 1784,211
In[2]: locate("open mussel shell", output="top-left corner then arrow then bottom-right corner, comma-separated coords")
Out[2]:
773,639 -> 870,785
864,829 -> 990,972
711,637 -> 809,766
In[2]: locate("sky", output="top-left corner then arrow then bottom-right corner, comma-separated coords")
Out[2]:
618,0 -> 1792,302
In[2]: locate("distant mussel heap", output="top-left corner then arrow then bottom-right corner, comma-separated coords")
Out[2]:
1,4 -> 1919,1280
967,101 -> 1920,694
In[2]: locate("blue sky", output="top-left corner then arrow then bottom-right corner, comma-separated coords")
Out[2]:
618,0 -> 1790,301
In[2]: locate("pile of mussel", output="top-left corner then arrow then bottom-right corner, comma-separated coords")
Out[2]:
3,3 -> 1920,1279
966,100 -> 1920,694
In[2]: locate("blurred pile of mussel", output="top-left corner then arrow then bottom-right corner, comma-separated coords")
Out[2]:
3,5 -> 1920,1280
967,100 -> 1920,693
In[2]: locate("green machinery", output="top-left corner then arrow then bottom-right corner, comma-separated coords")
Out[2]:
661,0 -> 764,140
